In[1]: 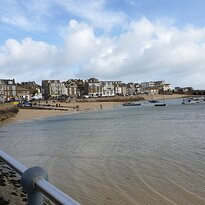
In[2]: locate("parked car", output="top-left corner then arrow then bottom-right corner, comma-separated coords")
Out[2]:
18,101 -> 32,107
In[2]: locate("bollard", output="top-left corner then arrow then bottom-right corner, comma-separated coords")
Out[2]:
21,166 -> 48,205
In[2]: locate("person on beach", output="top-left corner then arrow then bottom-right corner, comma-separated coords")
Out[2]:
76,105 -> 79,111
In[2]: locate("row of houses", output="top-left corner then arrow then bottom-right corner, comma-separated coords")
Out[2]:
41,78 -> 172,99
0,79 -> 42,102
0,78 -> 172,101
42,78 -> 121,99
174,87 -> 193,93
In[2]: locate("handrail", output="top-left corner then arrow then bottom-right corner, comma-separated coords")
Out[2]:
36,178 -> 79,204
0,150 -> 80,205
0,150 -> 26,175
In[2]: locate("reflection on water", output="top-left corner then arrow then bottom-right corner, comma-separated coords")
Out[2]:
1,99 -> 205,205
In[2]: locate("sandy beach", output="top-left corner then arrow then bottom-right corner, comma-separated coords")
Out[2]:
141,93 -> 190,100
6,101 -> 122,125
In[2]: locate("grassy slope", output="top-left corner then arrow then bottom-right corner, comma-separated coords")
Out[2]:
0,104 -> 19,121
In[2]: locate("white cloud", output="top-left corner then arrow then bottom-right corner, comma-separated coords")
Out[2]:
78,18 -> 205,88
60,20 -> 101,66
125,0 -> 140,6
0,0 -> 126,32
0,0 -> 49,31
54,0 -> 127,31
0,38 -> 58,81
0,38 -> 57,66
1,18 -> 205,88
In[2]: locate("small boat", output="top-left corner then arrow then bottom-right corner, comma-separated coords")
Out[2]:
155,103 -> 166,107
192,97 -> 204,102
148,100 -> 158,103
123,102 -> 141,106
182,99 -> 200,105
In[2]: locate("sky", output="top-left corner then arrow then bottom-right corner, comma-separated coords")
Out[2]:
1,0 -> 205,89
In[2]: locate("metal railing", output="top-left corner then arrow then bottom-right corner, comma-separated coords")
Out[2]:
0,150 -> 80,205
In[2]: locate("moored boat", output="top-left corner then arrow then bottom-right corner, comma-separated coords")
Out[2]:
155,103 -> 166,107
182,98 -> 200,104
155,92 -> 166,106
148,100 -> 158,103
123,102 -> 141,106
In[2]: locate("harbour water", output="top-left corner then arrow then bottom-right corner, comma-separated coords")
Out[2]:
1,99 -> 205,205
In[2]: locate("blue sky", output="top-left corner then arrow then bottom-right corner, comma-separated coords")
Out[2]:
1,0 -> 205,43
1,0 -> 205,88
109,0 -> 205,26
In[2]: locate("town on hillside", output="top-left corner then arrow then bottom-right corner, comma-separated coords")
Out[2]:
0,78 -> 195,102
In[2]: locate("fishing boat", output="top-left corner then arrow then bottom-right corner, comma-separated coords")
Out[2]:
123,102 -> 141,106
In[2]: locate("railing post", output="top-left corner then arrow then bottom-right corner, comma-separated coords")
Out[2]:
21,166 -> 48,205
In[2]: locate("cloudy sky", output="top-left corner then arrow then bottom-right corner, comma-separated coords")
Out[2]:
1,0 -> 205,88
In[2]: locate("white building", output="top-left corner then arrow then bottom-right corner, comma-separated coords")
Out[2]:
141,81 -> 165,89
101,81 -> 115,97
141,81 -> 156,89
42,80 -> 68,99
64,80 -> 78,97
141,80 -> 172,93
144,87 -> 159,95
161,83 -> 172,91
114,84 -> 127,96
85,78 -> 103,97
0,79 -> 17,101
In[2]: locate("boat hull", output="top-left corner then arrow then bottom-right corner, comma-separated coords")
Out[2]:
148,100 -> 158,103
123,103 -> 141,106
155,103 -> 166,107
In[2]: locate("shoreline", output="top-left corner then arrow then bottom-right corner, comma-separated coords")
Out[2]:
141,93 -> 191,101
0,94 -> 190,127
2,101 -> 123,127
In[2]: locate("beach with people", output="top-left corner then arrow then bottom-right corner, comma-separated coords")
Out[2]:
1,94 -> 189,125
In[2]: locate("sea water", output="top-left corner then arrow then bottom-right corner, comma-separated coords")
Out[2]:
1,99 -> 205,205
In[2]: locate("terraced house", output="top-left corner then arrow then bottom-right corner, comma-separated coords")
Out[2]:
0,79 -> 17,101
16,85 -> 31,101
85,78 -> 103,97
101,81 -> 115,97
64,80 -> 78,97
42,80 -> 68,99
